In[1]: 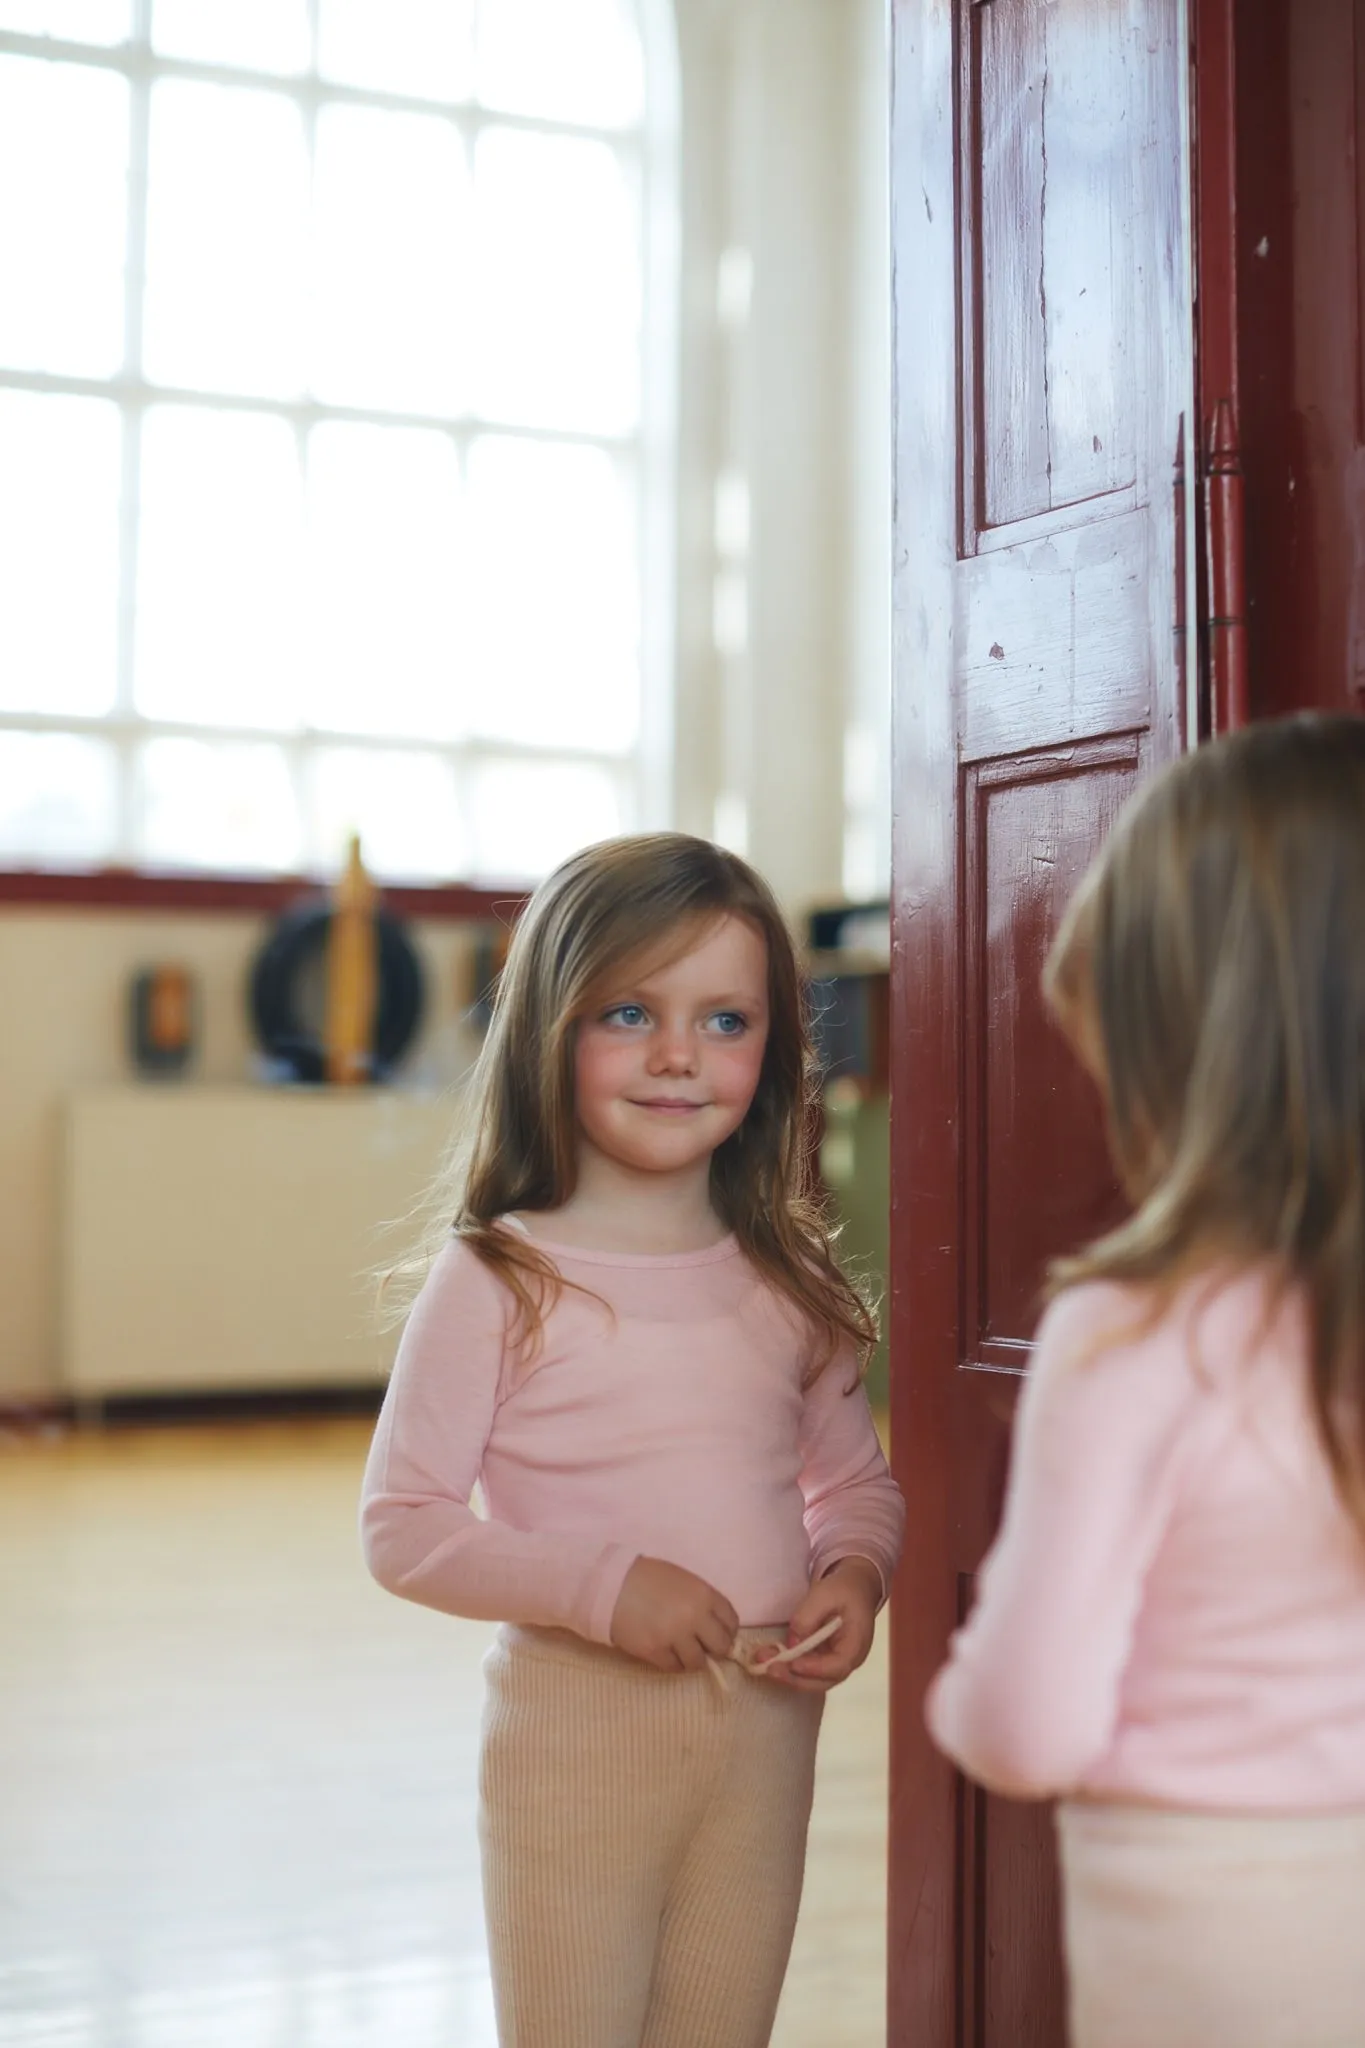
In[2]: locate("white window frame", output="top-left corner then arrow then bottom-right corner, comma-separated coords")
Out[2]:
0,0 -> 679,884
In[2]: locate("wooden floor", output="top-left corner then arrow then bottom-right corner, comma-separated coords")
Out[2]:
0,1417 -> 888,2047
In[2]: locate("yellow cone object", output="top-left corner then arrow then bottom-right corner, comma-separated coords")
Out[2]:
324,834 -> 378,1086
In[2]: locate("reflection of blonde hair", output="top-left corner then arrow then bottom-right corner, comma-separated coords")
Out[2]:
1044,715 -> 1365,1531
388,833 -> 875,1381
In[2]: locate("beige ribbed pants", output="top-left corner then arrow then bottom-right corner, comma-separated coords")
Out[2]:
478,1623 -> 825,2048
1058,1801 -> 1365,2048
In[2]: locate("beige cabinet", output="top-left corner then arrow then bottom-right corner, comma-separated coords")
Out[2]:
63,1087 -> 455,1399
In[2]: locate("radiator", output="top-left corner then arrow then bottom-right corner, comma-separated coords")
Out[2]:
63,1086 -> 455,1398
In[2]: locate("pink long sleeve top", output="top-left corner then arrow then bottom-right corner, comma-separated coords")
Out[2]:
926,1268 -> 1365,1812
361,1231 -> 904,1646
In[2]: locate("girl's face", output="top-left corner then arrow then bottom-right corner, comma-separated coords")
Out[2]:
573,914 -> 770,1183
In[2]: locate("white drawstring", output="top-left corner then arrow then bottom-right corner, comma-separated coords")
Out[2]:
706,1615 -> 841,1694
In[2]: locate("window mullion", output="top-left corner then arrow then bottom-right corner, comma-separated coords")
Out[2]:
283,729 -> 313,872
114,0 -> 154,864
449,743 -> 473,882
291,405 -> 313,865
293,0 -> 321,865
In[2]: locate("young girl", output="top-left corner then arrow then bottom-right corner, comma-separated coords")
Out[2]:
361,833 -> 904,2048
926,714 -> 1365,2048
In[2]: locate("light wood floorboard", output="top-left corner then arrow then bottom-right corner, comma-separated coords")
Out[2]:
0,1419 -> 887,2047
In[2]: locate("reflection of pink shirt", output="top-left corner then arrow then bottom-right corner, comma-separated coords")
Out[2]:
926,1271 -> 1365,1812
361,1234 -> 904,1646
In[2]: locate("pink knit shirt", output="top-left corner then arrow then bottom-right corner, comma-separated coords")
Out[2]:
361,1232 -> 904,1646
926,1269 -> 1365,1812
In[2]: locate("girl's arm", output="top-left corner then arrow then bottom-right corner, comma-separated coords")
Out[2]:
762,1354 -> 904,1690
796,1348 -> 905,1602
359,1240 -> 637,1645
924,1283 -> 1198,1799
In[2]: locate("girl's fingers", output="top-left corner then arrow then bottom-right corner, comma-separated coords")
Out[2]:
699,1610 -> 738,1659
786,1647 -> 844,1675
779,1616 -> 843,1661
763,1645 -> 852,1687
782,1622 -> 871,1685
791,1641 -> 867,1682
766,1664 -> 842,1693
749,1615 -> 850,1683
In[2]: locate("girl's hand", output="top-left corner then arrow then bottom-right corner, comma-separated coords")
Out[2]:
610,1556 -> 739,1674
759,1556 -> 882,1692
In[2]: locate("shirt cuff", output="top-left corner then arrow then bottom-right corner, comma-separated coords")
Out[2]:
576,1541 -> 641,1646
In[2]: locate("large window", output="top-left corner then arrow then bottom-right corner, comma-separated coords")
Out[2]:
0,1 -> 672,884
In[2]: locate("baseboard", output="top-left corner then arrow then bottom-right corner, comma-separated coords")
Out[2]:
0,1384 -> 385,1433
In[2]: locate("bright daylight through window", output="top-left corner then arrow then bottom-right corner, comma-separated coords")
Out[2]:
0,0 -> 663,883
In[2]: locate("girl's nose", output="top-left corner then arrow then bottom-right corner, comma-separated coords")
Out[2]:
649,1025 -> 697,1074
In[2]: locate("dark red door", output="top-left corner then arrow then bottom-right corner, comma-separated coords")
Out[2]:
1231,0 -> 1365,722
886,1 -> 1195,2041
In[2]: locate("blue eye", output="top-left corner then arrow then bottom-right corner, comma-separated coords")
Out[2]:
710,1011 -> 747,1036
603,1003 -> 648,1028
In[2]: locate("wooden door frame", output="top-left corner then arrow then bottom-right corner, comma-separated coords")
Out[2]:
885,0 -> 1237,2039
1193,0 -> 1239,455
886,1 -> 962,2026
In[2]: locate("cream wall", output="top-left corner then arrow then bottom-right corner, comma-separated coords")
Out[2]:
0,0 -> 892,1402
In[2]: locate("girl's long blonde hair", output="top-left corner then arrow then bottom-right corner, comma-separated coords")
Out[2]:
389,833 -> 875,1381
1044,713 -> 1365,1530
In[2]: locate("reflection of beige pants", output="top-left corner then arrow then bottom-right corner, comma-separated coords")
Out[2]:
478,1624 -> 824,2048
1058,1801 -> 1365,2048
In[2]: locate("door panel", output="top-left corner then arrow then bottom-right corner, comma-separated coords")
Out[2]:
972,0 -> 1138,531
888,0 -> 1193,2040
958,521 -> 1152,760
963,739 -> 1142,1373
